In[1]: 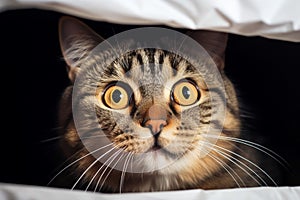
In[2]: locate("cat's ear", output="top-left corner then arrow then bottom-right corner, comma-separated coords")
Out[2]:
186,30 -> 228,70
59,16 -> 104,82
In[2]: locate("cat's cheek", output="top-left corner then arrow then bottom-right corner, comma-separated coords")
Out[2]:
159,134 -> 195,155
133,138 -> 154,153
158,130 -> 175,145
157,136 -> 171,149
113,128 -> 154,153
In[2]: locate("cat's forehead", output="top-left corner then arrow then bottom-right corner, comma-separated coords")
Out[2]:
89,48 -> 205,103
106,49 -> 197,84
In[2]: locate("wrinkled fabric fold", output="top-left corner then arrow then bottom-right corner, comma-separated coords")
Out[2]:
1,0 -> 299,42
0,183 -> 299,200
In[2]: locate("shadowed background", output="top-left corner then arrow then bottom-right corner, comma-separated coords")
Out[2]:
1,9 -> 299,188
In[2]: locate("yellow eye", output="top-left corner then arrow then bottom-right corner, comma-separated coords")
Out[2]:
172,80 -> 200,106
102,85 -> 129,109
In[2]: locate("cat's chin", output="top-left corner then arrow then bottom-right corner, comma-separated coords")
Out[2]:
134,147 -> 180,173
146,146 -> 178,159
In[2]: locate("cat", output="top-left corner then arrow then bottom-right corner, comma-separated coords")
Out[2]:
54,16 -> 281,193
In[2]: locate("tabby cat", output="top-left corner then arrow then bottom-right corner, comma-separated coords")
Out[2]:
54,16 -> 279,192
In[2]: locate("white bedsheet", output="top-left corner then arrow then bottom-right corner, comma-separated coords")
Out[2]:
1,0 -> 300,42
0,183 -> 299,200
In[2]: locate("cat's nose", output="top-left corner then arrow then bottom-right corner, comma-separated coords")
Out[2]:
143,104 -> 167,135
145,119 -> 167,135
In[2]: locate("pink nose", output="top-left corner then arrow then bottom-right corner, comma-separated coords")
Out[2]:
144,104 -> 167,135
145,119 -> 167,135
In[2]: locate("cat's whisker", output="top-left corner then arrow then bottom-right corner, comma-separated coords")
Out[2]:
188,143 -> 243,187
218,146 -> 277,186
94,148 -> 124,192
71,144 -> 119,190
239,109 -> 256,119
62,143 -> 107,164
48,143 -> 114,186
40,136 -> 63,143
239,114 -> 256,119
49,146 -> 89,182
88,148 -> 124,192
198,141 -> 263,186
202,133 -> 289,169
85,148 -> 121,192
200,148 -> 242,188
208,152 -> 247,187
119,152 -> 132,193
129,152 -> 134,173
201,140 -> 278,186
216,148 -> 265,186
98,151 -> 129,192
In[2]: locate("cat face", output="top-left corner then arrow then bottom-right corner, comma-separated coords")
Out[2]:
58,17 -> 242,192
93,49 -> 213,170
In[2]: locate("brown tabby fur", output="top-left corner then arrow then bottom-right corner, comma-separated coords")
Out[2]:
56,16 -> 276,192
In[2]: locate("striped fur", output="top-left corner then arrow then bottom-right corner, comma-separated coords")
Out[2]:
55,17 -> 278,193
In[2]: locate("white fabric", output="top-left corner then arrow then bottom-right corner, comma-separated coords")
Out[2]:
0,183 -> 300,200
1,0 -> 300,42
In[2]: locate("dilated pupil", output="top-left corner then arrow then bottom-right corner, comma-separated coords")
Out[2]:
112,89 -> 122,103
182,86 -> 190,99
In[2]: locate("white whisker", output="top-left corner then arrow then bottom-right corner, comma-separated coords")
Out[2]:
203,149 -> 242,188
48,143 -> 113,186
93,148 -> 123,192
202,134 -> 289,169
71,144 -> 119,190
199,141 -> 263,186
95,149 -> 124,192
119,152 -> 132,193
129,152 -> 134,173
85,148 -> 123,192
98,151 -> 128,192
205,141 -> 278,186
40,136 -> 62,143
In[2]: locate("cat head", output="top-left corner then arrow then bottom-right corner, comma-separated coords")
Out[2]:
58,16 -> 240,192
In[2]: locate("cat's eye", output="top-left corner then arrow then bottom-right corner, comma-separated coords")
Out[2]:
171,80 -> 200,106
102,84 -> 130,109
